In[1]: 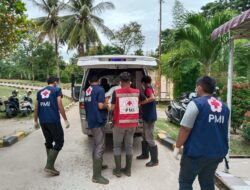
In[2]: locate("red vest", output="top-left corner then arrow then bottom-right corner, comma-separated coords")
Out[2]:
113,87 -> 140,128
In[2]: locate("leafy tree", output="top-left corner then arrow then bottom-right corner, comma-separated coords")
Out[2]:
96,45 -> 124,55
134,49 -> 144,56
172,0 -> 186,28
201,0 -> 250,17
164,12 -> 233,75
31,0 -> 65,78
0,0 -> 28,58
161,29 -> 176,54
111,22 -> 145,54
59,0 -> 115,56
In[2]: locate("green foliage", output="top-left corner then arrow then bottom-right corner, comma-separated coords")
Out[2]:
221,83 -> 250,133
0,0 -> 28,58
201,0 -> 249,17
172,0 -> 186,28
58,0 -> 115,56
243,118 -> 250,142
96,45 -> 124,55
134,49 -> 144,56
111,22 -> 145,54
163,11 -> 233,75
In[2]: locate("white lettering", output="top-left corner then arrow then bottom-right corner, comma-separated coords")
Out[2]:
40,102 -> 50,107
208,114 -> 225,124
209,114 -> 214,122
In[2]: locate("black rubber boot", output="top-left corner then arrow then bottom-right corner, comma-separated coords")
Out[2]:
136,141 -> 149,160
121,155 -> 133,177
113,155 -> 122,177
44,149 -> 60,176
146,145 -> 159,167
92,158 -> 109,185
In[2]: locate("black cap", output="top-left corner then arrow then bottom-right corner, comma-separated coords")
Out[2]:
47,76 -> 59,84
119,72 -> 131,82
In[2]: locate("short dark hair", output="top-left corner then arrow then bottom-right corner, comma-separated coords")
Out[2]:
141,76 -> 152,84
89,75 -> 99,83
196,76 -> 216,94
47,76 -> 59,84
119,72 -> 131,82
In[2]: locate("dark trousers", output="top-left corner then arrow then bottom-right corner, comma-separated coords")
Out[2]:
41,122 -> 64,151
179,155 -> 223,190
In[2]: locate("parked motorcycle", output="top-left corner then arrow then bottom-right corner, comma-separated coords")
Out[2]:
20,90 -> 33,116
166,92 -> 197,125
4,90 -> 20,118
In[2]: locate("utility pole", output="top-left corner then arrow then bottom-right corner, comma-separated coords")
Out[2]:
157,0 -> 163,100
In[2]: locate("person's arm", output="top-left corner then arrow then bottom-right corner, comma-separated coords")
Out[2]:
57,96 -> 67,121
110,91 -> 116,111
97,88 -> 109,110
34,101 -> 39,129
175,127 -> 192,148
173,101 -> 199,159
140,88 -> 155,105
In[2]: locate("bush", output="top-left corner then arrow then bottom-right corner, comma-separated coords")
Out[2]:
243,122 -> 250,142
221,83 -> 250,133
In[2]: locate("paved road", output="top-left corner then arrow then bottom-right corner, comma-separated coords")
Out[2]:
0,104 -> 204,190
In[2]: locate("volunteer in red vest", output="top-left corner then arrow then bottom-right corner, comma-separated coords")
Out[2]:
137,76 -> 158,167
110,72 -> 145,177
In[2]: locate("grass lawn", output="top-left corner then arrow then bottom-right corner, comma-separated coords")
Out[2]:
0,79 -> 71,89
0,86 -> 73,119
155,118 -> 250,156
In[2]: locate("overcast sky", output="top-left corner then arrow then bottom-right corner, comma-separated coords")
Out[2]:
23,0 -> 215,61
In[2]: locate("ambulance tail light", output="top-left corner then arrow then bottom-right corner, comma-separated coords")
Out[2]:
79,102 -> 85,109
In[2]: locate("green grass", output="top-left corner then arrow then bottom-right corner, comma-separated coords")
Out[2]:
0,79 -> 71,89
155,118 -> 179,140
156,102 -> 167,111
155,118 -> 250,156
0,86 -> 73,119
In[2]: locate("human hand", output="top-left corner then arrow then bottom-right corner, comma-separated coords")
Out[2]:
34,122 -> 40,129
173,147 -> 181,160
65,120 -> 70,129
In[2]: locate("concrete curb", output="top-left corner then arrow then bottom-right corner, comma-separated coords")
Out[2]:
0,132 -> 26,148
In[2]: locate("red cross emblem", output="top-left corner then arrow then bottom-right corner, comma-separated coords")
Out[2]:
41,89 -> 50,99
208,97 -> 222,113
86,87 -> 92,96
126,100 -> 133,106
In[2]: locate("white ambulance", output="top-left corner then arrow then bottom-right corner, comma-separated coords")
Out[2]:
71,55 -> 158,136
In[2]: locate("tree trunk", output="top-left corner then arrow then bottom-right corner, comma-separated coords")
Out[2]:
205,64 -> 211,76
55,33 -> 60,79
78,43 -> 85,56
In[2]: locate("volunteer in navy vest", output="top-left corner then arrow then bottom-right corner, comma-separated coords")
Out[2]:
137,76 -> 158,167
84,75 -> 109,185
110,72 -> 146,178
34,76 -> 70,176
173,76 -> 230,190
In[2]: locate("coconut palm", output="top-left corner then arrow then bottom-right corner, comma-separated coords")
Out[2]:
31,0 -> 65,77
59,0 -> 115,56
165,11 -> 234,75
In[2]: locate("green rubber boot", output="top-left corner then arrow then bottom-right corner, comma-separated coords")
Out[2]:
113,155 -> 122,177
92,158 -> 109,185
46,148 -> 50,157
92,153 -> 108,170
44,149 -> 60,176
121,155 -> 133,177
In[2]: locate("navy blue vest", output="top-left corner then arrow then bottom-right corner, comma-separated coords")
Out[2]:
84,85 -> 107,128
37,86 -> 61,124
141,86 -> 157,122
184,96 -> 230,158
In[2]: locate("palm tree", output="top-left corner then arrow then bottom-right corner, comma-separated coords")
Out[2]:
165,11 -> 233,75
59,0 -> 115,56
31,0 -> 65,78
